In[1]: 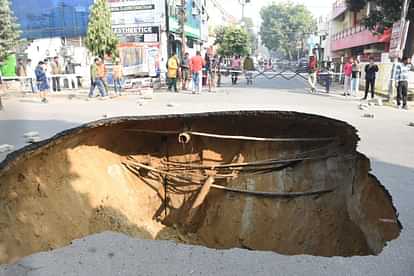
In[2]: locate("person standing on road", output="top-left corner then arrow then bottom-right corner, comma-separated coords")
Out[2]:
243,54 -> 255,85
216,56 -> 224,87
15,59 -> 27,90
308,54 -> 318,93
204,53 -> 215,92
343,57 -> 353,96
210,54 -> 219,92
35,61 -> 49,103
51,56 -> 62,92
167,51 -> 179,92
231,55 -> 241,85
88,58 -> 107,98
363,57 -> 379,100
26,59 -> 37,93
15,59 -> 27,77
181,52 -> 190,90
112,59 -> 123,96
190,51 -> 204,94
395,57 -> 413,110
351,58 -> 361,97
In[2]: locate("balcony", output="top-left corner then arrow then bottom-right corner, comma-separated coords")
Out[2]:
332,0 -> 347,20
331,25 -> 391,52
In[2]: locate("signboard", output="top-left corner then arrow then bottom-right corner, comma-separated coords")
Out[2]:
118,43 -> 160,77
389,20 -> 410,58
108,0 -> 161,75
113,26 -> 160,43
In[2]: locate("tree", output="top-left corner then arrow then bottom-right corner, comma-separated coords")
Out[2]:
85,0 -> 119,58
213,26 -> 226,46
0,0 -> 21,62
259,3 -> 316,60
347,0 -> 414,57
215,26 -> 250,57
0,0 -> 21,110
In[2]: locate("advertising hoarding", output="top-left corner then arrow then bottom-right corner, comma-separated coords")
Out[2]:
108,0 -> 161,76
11,0 -> 92,39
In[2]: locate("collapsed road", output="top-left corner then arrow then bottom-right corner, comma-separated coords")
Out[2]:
0,111 -> 401,265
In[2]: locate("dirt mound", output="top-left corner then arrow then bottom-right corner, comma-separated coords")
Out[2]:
0,111 -> 401,263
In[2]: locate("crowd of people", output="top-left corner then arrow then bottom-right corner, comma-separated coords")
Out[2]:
2,50 -> 412,109
166,51 -> 256,94
306,51 -> 412,110
13,56 -> 79,103
341,56 -> 412,109
10,55 -> 125,103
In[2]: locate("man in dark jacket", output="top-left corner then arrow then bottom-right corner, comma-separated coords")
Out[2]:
363,57 -> 379,100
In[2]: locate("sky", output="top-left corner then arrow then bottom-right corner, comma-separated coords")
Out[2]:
221,0 -> 335,27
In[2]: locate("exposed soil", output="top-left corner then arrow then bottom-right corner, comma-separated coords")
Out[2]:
0,111 -> 401,264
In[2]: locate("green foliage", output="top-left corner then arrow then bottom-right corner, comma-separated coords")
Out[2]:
347,0 -> 367,11
85,0 -> 119,58
213,26 -> 226,46
259,3 -> 316,60
0,0 -> 21,62
347,0 -> 411,31
215,26 -> 250,57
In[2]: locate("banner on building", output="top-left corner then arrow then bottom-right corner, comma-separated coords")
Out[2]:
108,0 -> 161,76
389,20 -> 411,59
11,0 -> 93,39
113,26 -> 160,43
109,0 -> 159,26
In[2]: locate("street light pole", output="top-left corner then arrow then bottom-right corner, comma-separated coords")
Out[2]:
239,0 -> 246,20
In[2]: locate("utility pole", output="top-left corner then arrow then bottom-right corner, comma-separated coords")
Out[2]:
239,0 -> 250,20
179,0 -> 187,58
241,0 -> 245,19
398,0 -> 412,58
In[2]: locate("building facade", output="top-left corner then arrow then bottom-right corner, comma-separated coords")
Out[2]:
330,0 -> 391,62
10,0 -> 208,78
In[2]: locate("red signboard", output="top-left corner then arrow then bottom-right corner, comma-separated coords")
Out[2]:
331,28 -> 391,52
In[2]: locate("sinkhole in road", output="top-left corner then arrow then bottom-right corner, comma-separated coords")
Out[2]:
0,111 -> 401,264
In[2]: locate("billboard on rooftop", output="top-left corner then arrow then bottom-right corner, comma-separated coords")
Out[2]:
11,0 -> 93,39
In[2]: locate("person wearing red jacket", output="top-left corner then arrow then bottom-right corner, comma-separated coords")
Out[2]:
343,57 -> 353,96
308,54 -> 318,93
190,51 -> 204,94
